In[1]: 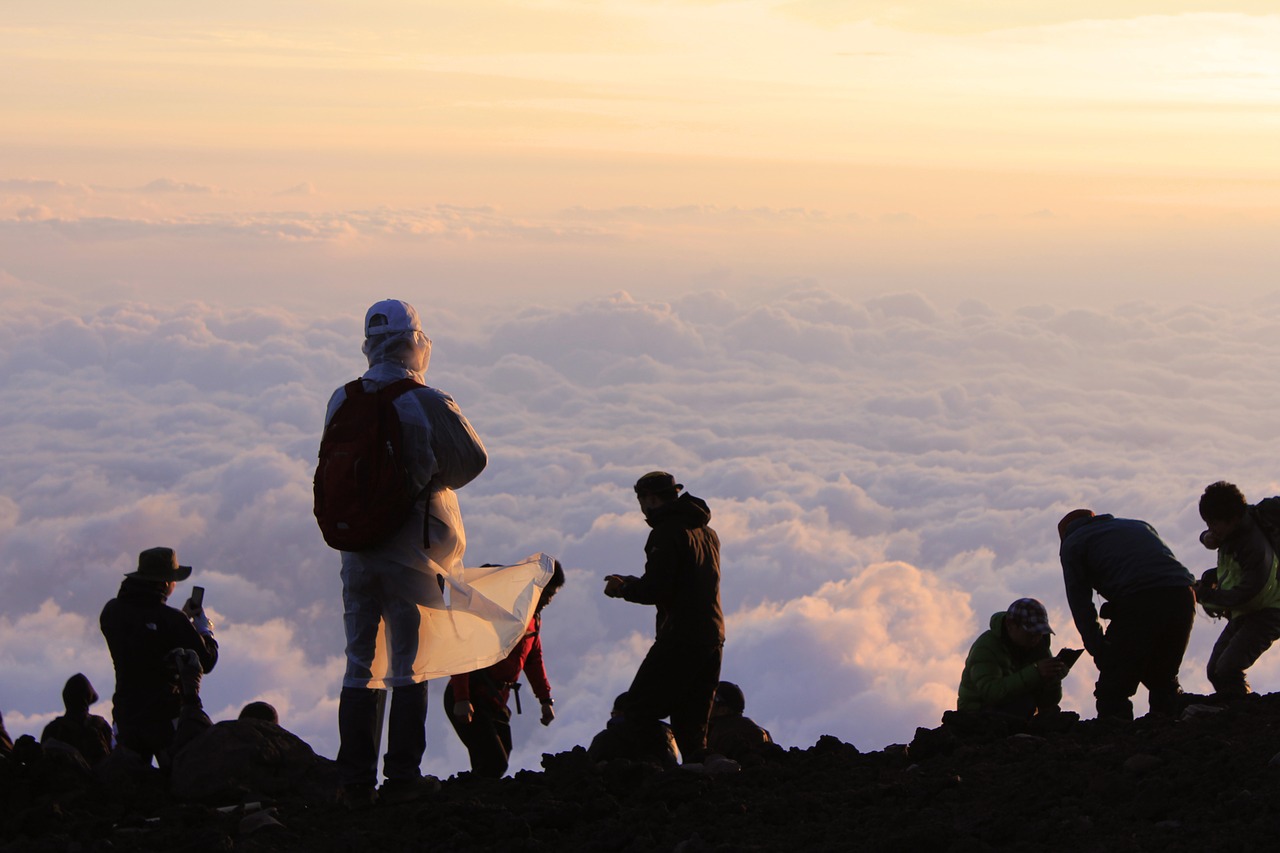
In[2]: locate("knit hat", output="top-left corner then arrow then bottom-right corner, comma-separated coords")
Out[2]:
127,547 -> 192,582
364,299 -> 422,337
1007,598 -> 1053,635
634,471 -> 683,496
1057,509 -> 1095,541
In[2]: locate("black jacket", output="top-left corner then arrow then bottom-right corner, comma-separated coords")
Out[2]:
99,578 -> 219,728
621,493 -> 724,646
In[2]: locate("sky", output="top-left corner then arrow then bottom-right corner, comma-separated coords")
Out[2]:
3,2 -> 1280,776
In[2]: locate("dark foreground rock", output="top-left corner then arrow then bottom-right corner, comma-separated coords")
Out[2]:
6,693 -> 1280,852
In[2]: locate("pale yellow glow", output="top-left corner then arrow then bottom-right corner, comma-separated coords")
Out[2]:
1,2 -> 1277,308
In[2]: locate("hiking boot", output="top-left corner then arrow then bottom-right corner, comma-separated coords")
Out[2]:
378,775 -> 441,805
340,784 -> 378,811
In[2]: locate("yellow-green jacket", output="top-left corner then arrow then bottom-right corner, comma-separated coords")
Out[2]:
1200,512 -> 1280,619
956,612 -> 1061,714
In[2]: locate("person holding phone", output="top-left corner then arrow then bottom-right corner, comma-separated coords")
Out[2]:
99,547 -> 218,768
954,598 -> 1072,731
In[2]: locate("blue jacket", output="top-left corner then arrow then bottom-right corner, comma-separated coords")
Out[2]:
1060,514 -> 1193,655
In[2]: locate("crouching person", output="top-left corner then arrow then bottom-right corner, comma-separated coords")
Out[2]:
1196,482 -> 1280,699
951,598 -> 1073,735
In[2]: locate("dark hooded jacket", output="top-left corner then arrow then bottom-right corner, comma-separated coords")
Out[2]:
619,492 -> 724,647
100,577 -> 219,738
41,673 -> 113,766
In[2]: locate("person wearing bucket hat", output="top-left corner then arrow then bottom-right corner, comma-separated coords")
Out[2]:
603,471 -> 724,764
322,299 -> 488,809
99,547 -> 218,767
1058,509 -> 1195,721
955,598 -> 1068,726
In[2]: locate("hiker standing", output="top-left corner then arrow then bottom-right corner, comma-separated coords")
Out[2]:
1058,509 -> 1195,721
99,547 -> 218,767
319,299 -> 487,808
1195,481 -> 1280,698
445,561 -> 564,777
604,472 -> 724,763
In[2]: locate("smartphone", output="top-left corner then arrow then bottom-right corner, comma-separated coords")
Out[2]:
1056,647 -> 1084,672
190,586 -> 205,608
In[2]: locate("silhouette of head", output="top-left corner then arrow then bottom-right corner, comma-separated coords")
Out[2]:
238,701 -> 279,725
62,673 -> 99,713
714,681 -> 746,714
1057,509 -> 1095,541
362,299 -> 432,375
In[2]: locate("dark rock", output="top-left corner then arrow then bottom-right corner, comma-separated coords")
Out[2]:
168,720 -> 339,805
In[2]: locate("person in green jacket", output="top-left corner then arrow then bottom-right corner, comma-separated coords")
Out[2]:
956,598 -> 1067,721
1195,481 -> 1280,698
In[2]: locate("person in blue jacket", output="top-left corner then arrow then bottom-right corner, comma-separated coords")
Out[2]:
1058,509 -> 1195,721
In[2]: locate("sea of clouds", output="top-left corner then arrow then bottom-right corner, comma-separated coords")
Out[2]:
3,284 -> 1280,775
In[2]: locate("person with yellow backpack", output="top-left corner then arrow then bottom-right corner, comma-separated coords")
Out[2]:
1195,481 -> 1280,698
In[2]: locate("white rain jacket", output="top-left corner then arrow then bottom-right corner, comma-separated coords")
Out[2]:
325,328 -> 552,687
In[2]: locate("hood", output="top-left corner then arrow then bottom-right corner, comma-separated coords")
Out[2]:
362,329 -> 432,381
645,492 -> 712,529
62,673 -> 98,711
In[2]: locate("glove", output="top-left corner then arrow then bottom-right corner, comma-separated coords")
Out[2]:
452,700 -> 474,724
189,609 -> 214,637
540,699 -> 555,726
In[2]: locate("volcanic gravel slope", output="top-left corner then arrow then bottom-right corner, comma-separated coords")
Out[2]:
6,693 -> 1280,852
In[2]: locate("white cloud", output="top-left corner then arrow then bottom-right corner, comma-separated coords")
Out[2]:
3,287 -> 1280,774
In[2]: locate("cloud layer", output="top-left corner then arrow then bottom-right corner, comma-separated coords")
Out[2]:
3,286 -> 1280,773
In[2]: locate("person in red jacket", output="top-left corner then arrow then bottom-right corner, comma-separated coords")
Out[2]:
445,561 -> 565,777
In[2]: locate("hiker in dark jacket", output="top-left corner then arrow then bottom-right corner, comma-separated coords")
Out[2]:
605,471 -> 724,763
586,692 -> 680,769
446,561 -> 564,777
99,547 -> 218,767
1059,510 -> 1195,720
706,681 -> 775,761
1195,482 -> 1280,698
40,673 -> 113,766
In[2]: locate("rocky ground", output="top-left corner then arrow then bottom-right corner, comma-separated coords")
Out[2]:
6,693 -> 1280,852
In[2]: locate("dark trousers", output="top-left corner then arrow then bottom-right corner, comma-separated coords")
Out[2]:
443,681 -> 512,778
336,682 -> 427,788
1095,585 -> 1195,720
624,639 -> 722,763
1207,606 -> 1280,697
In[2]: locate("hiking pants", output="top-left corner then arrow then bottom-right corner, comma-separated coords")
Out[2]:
1094,585 -> 1195,720
336,682 -> 427,788
624,639 -> 722,763
443,680 -> 512,778
1206,606 -> 1280,697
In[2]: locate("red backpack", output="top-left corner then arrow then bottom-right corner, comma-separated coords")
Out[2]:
313,377 -> 421,551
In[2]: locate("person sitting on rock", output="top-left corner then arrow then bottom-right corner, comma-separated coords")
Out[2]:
706,681 -> 775,761
953,598 -> 1070,733
586,692 -> 680,769
40,674 -> 114,766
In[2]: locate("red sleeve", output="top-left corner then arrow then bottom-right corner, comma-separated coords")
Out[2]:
522,629 -> 551,702
449,672 -> 471,702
